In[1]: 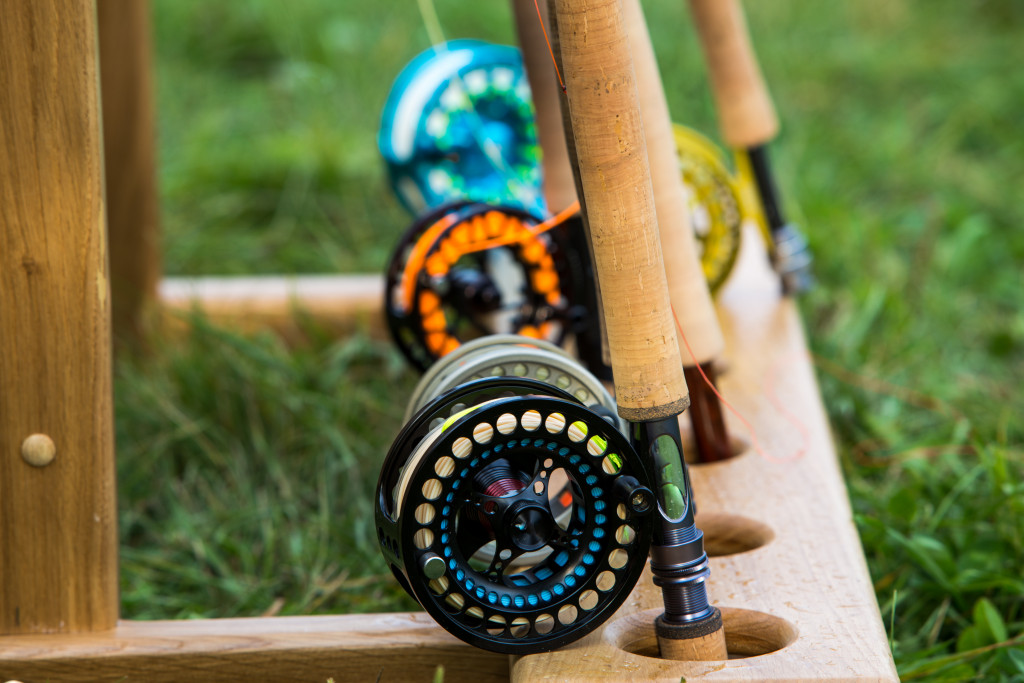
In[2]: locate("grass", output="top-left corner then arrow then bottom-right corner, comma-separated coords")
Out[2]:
113,0 -> 1024,678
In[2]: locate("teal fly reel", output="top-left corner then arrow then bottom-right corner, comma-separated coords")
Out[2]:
376,338 -> 655,653
379,40 -> 543,216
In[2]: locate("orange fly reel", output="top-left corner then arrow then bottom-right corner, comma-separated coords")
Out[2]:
385,202 -> 572,371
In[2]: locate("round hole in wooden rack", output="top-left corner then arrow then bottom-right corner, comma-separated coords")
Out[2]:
605,607 -> 797,661
697,513 -> 775,557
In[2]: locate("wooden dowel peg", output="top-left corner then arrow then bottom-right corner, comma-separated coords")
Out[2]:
20,435 -> 57,468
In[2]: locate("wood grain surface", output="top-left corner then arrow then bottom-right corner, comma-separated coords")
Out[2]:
687,0 -> 779,148
0,612 -> 508,683
0,0 -> 119,634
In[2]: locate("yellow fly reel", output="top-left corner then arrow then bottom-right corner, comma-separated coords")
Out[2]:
673,124 -> 768,293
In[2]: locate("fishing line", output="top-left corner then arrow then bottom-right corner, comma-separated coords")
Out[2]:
416,0 -> 447,47
459,200 -> 580,256
398,200 -> 580,311
671,306 -> 808,464
761,349 -> 812,464
532,0 -> 565,92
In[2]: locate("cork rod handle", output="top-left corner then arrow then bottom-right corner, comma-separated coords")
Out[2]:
623,0 -> 724,366
687,0 -> 778,148
553,0 -> 688,421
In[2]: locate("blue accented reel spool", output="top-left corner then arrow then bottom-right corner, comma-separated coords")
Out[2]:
379,40 -> 543,216
376,341 -> 655,654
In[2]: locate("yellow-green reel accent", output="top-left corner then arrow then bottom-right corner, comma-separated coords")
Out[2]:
672,124 -> 765,293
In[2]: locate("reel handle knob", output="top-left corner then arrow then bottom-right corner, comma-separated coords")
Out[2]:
613,475 -> 655,516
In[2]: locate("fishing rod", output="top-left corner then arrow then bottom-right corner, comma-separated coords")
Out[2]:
687,0 -> 813,295
375,0 -> 726,656
621,0 -> 732,464
551,0 -> 726,658
510,0 -> 610,380
515,0 -> 732,463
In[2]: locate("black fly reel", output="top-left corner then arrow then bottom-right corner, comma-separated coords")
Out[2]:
376,342 -> 656,653
404,334 -> 622,430
384,202 -> 577,372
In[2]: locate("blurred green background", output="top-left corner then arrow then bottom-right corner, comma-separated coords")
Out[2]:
117,0 -> 1023,679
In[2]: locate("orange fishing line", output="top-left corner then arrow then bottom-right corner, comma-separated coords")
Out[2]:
533,0 -> 566,92
460,200 -> 580,256
671,306 -> 808,465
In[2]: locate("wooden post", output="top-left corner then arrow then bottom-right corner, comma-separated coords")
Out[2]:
510,0 -> 578,213
0,0 -> 119,634
97,0 -> 162,346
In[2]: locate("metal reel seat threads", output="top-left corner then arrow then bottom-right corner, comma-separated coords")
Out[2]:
377,394 -> 655,654
385,204 -> 569,371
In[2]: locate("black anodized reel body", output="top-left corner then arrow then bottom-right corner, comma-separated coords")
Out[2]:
384,202 -> 574,372
376,382 -> 654,654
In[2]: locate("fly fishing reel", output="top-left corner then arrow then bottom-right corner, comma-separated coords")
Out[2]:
404,334 -> 621,428
384,203 -> 572,371
379,40 -> 543,215
377,339 -> 655,653
674,124 -> 760,293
